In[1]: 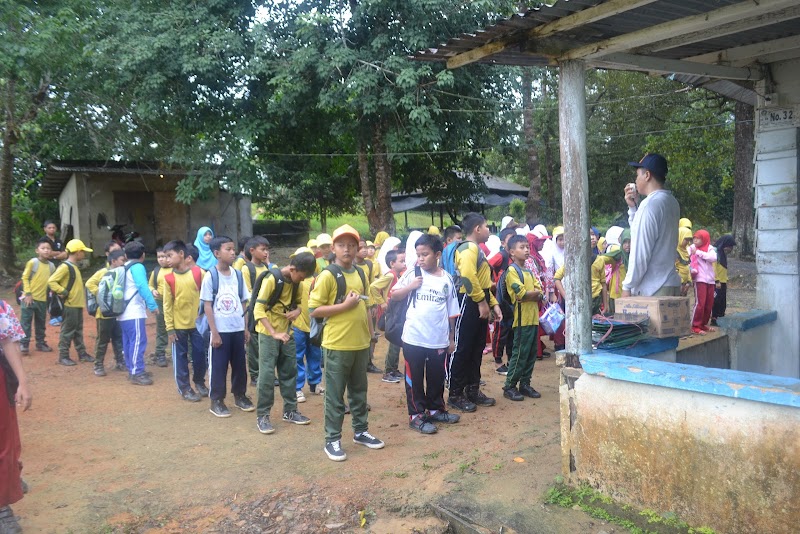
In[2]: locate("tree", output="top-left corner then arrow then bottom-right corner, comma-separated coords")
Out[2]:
732,100 -> 755,257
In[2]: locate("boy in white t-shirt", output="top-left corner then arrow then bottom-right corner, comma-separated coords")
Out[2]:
391,233 -> 461,435
201,236 -> 254,418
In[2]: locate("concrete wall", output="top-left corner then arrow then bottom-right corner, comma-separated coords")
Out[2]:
57,172 -> 252,256
753,59 -> 800,378
561,355 -> 800,534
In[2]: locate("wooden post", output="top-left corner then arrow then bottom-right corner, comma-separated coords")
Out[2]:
404,211 -> 408,230
439,205 -> 444,229
558,59 -> 593,363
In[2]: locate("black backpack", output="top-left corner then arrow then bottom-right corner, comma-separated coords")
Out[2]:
496,263 -> 524,328
309,264 -> 367,347
48,263 -> 76,318
383,266 -> 422,346
246,267 -> 297,333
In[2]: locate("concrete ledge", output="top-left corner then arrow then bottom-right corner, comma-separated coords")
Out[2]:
595,336 -> 678,358
716,309 -> 777,332
581,352 -> 800,408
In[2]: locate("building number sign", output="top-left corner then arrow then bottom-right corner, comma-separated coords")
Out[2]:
758,105 -> 799,131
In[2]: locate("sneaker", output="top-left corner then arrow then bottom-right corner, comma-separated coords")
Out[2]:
353,431 -> 385,449
154,355 -> 168,368
0,505 -> 21,534
36,343 -> 53,353
19,345 -> 29,355
114,362 -> 127,372
391,370 -> 404,379
250,377 -> 257,387
324,440 -> 347,462
58,357 -> 77,367
496,364 -> 509,375
409,416 -> 437,434
503,386 -> 524,401
447,395 -> 477,413
181,389 -> 201,402
234,395 -> 255,412
78,353 -> 95,363
296,390 -> 306,403
49,317 -> 62,326
130,373 -> 153,386
381,372 -> 400,383
426,411 -> 460,424
274,378 -> 279,387
194,382 -> 209,397
283,410 -> 311,425
20,479 -> 29,494
93,366 -> 107,377
210,399 -> 232,417
519,384 -> 541,399
467,386 -> 496,407
366,363 -> 383,374
256,415 -> 275,434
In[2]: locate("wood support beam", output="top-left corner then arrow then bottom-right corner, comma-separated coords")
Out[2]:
594,52 -> 763,80
558,59 -> 593,360
446,0 -> 656,70
561,0 -> 800,61
687,35 -> 800,67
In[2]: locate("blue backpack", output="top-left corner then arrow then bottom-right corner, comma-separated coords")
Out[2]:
496,263 -> 524,328
196,267 -> 245,337
441,241 -> 485,291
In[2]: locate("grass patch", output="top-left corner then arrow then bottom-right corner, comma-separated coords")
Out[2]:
543,482 -> 716,534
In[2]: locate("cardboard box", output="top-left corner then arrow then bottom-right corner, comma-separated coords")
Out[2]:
614,296 -> 691,338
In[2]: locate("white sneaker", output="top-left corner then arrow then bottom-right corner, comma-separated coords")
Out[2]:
296,390 -> 306,403
314,386 -> 325,395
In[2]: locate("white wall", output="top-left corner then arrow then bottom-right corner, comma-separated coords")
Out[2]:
754,59 -> 800,378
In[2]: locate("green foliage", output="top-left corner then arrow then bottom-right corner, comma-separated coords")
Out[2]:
509,199 -> 526,222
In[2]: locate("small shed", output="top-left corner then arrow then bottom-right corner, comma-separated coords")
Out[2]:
40,160 -> 253,256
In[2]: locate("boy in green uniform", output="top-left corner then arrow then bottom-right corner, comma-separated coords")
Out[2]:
47,239 -> 94,366
253,251 -> 316,434
19,238 -> 55,354
85,249 -> 126,376
310,225 -> 385,461
243,236 -> 271,386
502,235 -> 544,401
148,248 -> 171,367
356,238 -> 382,374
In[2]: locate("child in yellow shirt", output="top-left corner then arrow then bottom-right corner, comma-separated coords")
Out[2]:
47,239 -> 93,366
291,247 -> 323,402
19,239 -> 54,354
501,235 -> 543,401
368,249 -> 407,383
85,249 -> 126,375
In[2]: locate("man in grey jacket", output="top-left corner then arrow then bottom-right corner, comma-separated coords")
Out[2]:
622,153 -> 682,297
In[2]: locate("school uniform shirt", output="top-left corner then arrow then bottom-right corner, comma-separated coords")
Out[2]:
148,266 -> 172,300
48,261 -> 85,308
369,271 -> 398,307
314,257 -> 329,276
597,256 -> 626,300
308,266 -> 370,351
200,269 -> 249,333
119,261 -> 158,321
455,241 -> 498,306
254,271 -> 301,336
590,256 -> 607,299
242,262 -> 268,293
714,262 -> 728,284
22,258 -> 54,302
233,255 -> 247,272
505,265 -> 542,328
293,278 -> 313,333
163,268 -> 204,332
355,260 -> 379,305
394,268 -> 459,349
85,267 -> 108,319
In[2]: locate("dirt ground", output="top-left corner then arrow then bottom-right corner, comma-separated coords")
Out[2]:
2,257 -> 757,533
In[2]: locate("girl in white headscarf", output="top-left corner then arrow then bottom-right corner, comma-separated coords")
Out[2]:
377,236 -> 401,274
500,216 -> 514,231
403,230 -> 424,270
605,226 -> 624,248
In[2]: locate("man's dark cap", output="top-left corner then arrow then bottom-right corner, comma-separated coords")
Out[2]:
628,153 -> 668,179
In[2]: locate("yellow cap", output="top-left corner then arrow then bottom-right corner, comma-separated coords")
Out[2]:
316,233 -> 333,246
679,217 -> 692,230
552,226 -> 565,239
290,246 -> 313,258
366,240 -> 374,247
427,225 -> 441,236
331,224 -> 360,244
65,239 -> 93,253
306,238 -> 318,249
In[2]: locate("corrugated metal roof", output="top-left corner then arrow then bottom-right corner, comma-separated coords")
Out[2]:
413,0 -> 800,100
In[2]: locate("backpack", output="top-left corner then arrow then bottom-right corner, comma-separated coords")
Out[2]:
383,266 -> 421,346
496,263 -> 524,328
376,271 -> 399,331
164,266 -> 203,297
49,262 -> 77,317
245,267 -> 296,333
14,258 -> 54,304
309,264 -> 367,347
441,241 -> 485,291
97,264 -> 133,317
196,266 -> 245,337
85,287 -> 99,316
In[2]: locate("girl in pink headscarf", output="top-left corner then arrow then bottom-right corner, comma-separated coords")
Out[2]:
688,229 -> 717,335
